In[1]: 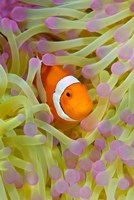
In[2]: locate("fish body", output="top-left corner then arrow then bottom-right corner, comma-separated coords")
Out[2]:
37,64 -> 92,123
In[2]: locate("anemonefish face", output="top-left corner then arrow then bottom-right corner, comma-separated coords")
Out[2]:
52,75 -> 92,122
60,83 -> 92,121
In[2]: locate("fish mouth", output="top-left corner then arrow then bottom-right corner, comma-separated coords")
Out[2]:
60,101 -> 92,121
79,103 -> 92,114
69,103 -> 92,121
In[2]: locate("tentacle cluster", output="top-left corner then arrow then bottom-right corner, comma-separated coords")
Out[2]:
0,0 -> 134,199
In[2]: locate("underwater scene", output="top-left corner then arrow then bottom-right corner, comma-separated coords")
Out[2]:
0,0 -> 134,199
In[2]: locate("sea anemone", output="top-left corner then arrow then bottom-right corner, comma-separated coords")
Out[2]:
0,0 -> 134,199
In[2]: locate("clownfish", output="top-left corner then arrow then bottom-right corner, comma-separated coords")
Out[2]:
35,63 -> 92,124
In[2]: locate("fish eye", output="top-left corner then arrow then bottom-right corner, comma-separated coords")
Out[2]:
66,92 -> 71,97
64,89 -> 72,98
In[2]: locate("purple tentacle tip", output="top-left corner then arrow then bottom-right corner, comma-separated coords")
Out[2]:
90,0 -> 103,11
23,122 -> 38,136
65,169 -> 80,184
55,180 -> 69,194
82,65 -> 96,79
111,62 -> 126,76
105,4 -> 118,16
98,120 -> 111,137
11,7 -> 27,22
96,83 -> 111,98
69,140 -> 85,155
29,57 -> 41,69
42,53 -> 56,65
45,17 -> 58,29
48,166 -> 62,180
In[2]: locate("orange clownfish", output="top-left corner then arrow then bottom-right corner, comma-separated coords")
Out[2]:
36,64 -> 92,124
